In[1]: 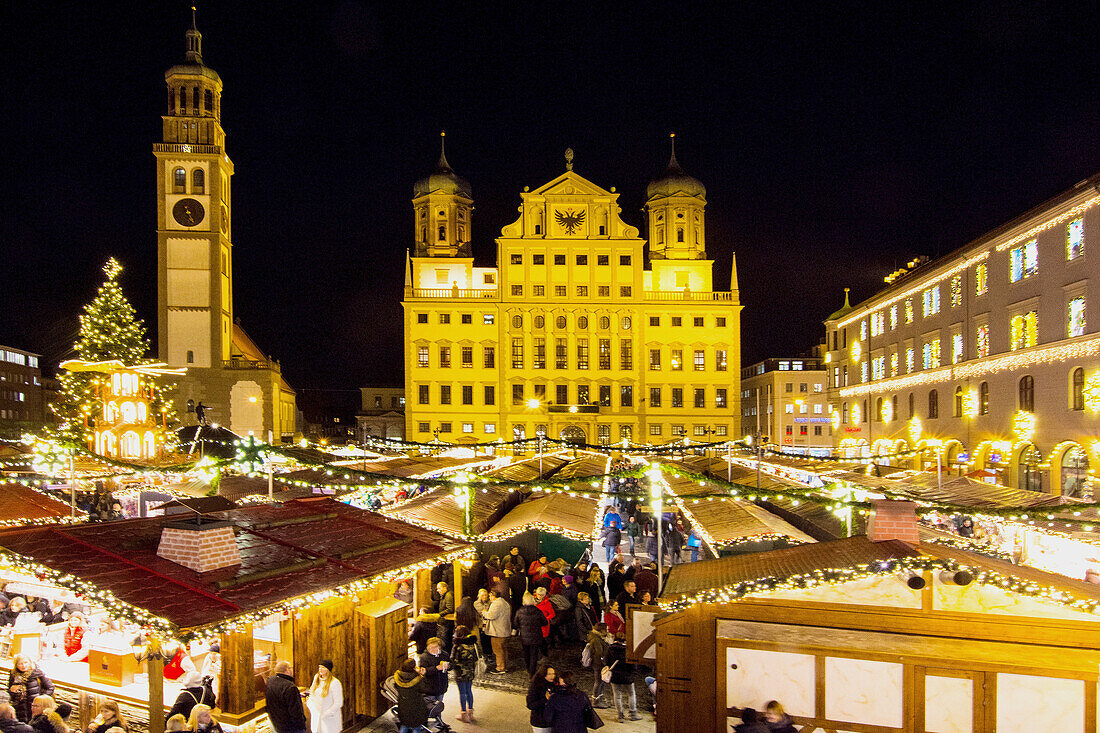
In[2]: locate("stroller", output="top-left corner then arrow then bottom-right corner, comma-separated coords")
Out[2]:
380,676 -> 452,732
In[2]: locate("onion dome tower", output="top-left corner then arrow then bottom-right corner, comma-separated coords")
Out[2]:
645,133 -> 707,259
413,132 -> 473,257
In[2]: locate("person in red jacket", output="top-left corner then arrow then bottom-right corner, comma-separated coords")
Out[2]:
533,587 -> 556,657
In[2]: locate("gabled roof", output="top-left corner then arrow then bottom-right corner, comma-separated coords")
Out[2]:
0,498 -> 469,633
0,483 -> 74,522
484,493 -> 597,541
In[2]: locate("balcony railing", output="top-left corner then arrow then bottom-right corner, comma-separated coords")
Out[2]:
223,358 -> 279,371
408,288 -> 499,299
153,143 -> 222,155
548,404 -> 601,414
644,290 -> 734,301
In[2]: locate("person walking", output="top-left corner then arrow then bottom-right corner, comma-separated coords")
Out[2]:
265,661 -> 307,733
586,623 -> 611,709
6,656 -> 54,722
600,522 -> 621,563
526,662 -> 556,733
544,671 -> 597,733
573,592 -> 598,639
515,593 -> 549,675
607,635 -> 640,722
391,659 -> 431,733
305,661 -> 342,733
482,588 -> 512,674
450,626 -> 479,723
625,516 -> 642,556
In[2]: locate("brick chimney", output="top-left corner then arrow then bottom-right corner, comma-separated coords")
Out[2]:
867,499 -> 920,544
157,519 -> 241,573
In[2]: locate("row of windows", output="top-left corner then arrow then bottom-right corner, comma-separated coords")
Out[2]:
841,368 -> 1090,423
0,390 -> 26,403
415,421 -> 730,441
172,167 -> 205,194
417,343 -> 728,372
415,312 -> 728,329
509,254 -> 631,266
510,284 -> 637,297
413,383 -> 730,409
784,425 -> 827,437
167,86 -> 216,116
0,409 -> 29,420
1,352 -> 37,367
835,218 -> 1086,348
833,299 -> 1087,388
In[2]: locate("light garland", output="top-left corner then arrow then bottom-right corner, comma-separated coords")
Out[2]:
994,195 -> 1100,252
1084,371 -> 1100,412
480,521 -> 593,543
839,335 -> 1100,399
1012,410 -> 1036,443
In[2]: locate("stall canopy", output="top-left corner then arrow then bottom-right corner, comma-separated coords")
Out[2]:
483,492 -> 597,542
0,497 -> 471,636
480,453 -> 570,482
544,452 -> 612,481
0,482 -> 75,522
382,483 -> 523,536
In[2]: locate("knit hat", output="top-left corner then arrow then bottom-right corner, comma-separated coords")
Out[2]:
563,575 -> 574,583
54,703 -> 72,721
319,659 -> 334,672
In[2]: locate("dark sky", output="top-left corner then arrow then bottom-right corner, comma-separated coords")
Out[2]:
6,2 -> 1099,390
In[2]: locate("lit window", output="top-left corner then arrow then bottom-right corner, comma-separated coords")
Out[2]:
904,299 -> 914,323
889,305 -> 898,330
890,352 -> 898,377
784,404 -> 794,414
922,339 -> 940,369
950,275 -> 962,307
462,422 -> 474,433
649,349 -> 661,371
1010,240 -> 1039,282
715,349 -> 727,371
555,285 -> 566,297
483,314 -> 494,325
952,333 -> 963,364
577,285 -> 588,297
417,346 -> 429,367
1068,297 -> 1086,337
871,355 -> 885,380
716,388 -> 727,408
670,349 -> 682,370
484,423 -> 496,434
1010,311 -> 1038,350
922,286 -> 940,317
533,285 -> 545,296
906,348 -> 914,373
693,350 -> 705,371
860,320 -> 868,341
860,361 -> 868,382
439,346 -> 451,368
1067,218 -> 1084,260
976,324 -> 989,358
975,263 -> 988,295
511,285 -> 523,296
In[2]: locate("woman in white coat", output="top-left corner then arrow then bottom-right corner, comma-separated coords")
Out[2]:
306,660 -> 343,733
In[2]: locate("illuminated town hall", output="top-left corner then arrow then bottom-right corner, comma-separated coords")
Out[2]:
403,139 -> 742,446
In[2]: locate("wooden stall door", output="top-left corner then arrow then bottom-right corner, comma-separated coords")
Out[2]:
292,598 -> 355,731
357,598 -> 410,720
352,608 -> 371,718
914,667 -> 983,733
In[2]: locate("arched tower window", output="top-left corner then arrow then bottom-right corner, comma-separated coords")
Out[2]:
204,89 -> 213,115
192,87 -> 200,115
908,393 -> 914,419
180,87 -> 189,114
1018,375 -> 1034,412
192,169 -> 205,194
928,389 -> 939,419
186,350 -> 194,364
438,224 -> 447,242
875,396 -> 883,421
677,227 -> 685,243
173,168 -> 186,193
1072,367 -> 1085,410
168,88 -> 175,114
979,381 -> 989,414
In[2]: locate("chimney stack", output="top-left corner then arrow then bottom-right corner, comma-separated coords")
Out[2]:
157,519 -> 241,573
867,499 -> 919,544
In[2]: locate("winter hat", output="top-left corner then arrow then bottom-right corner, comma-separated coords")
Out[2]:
208,642 -> 220,653
563,575 -> 574,583
319,659 -> 334,672
54,704 -> 72,721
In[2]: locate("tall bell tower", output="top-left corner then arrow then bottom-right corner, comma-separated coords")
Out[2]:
155,7 -> 234,369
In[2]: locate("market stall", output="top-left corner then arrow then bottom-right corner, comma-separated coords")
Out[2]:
0,497 -> 472,733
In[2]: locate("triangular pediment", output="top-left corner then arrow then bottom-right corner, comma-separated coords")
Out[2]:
529,171 -> 614,198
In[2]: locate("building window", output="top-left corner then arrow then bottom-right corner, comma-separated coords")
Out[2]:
620,286 -> 632,297
922,286 -> 940,317
889,305 -> 898,330
439,346 -> 451,368
598,339 -> 611,370
890,352 -> 899,376
554,285 -> 566,297
693,350 -> 705,371
952,333 -> 963,364
814,426 -> 823,436
975,263 -> 988,296
715,388 -> 727,408
533,254 -> 544,265
439,313 -> 451,324
417,346 -> 429,367
510,253 -> 522,265
671,424 -> 685,436
599,385 -> 612,407
461,346 -> 473,367
1068,297 -> 1086,337
192,168 -> 205,194
556,338 -> 568,369
1067,218 -> 1084,260
511,285 -> 523,296
418,385 -> 429,405
418,421 -> 430,433
976,324 -> 990,358
1019,375 -> 1034,412
577,340 -> 589,369
693,388 -> 705,408
905,299 -> 914,324
800,425 -> 808,436
599,316 -> 610,330
715,349 -> 727,371
577,384 -> 590,404
908,392 -> 914,419
483,313 -> 494,325
671,388 -> 683,408
576,285 -> 589,297
483,346 -> 495,368
649,349 -> 661,370
649,316 -> 660,326
511,338 -> 524,368
533,338 -> 546,369
1010,240 -> 1039,282
785,425 -> 793,436
438,225 -> 447,241
922,339 -> 940,369
1019,445 -> 1042,492
598,425 -> 611,445
173,167 -> 186,192
650,424 -> 662,436
928,389 -> 938,419
462,422 -> 474,433
671,349 -> 682,371
186,350 -> 194,364
598,286 -> 610,297
1010,311 -> 1038,350
555,384 -> 568,405
483,273 -> 495,284
438,422 -> 451,433
619,255 -> 631,265
621,386 -> 633,407
620,339 -> 632,370
512,384 -> 524,405
578,316 -> 588,329
950,275 -> 962,307
533,285 -> 545,297
577,254 -> 588,265
597,254 -> 609,266
978,381 -> 989,414
554,254 -> 566,265
417,312 -> 429,323
1072,367 -> 1085,410
439,385 -> 451,405
462,385 -> 473,405
954,386 -> 963,417
461,313 -> 472,324
484,385 -> 495,405
621,316 -> 632,330
650,387 -> 662,407
511,315 -> 523,329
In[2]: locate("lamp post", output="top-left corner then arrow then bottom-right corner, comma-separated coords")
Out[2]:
648,465 -> 664,589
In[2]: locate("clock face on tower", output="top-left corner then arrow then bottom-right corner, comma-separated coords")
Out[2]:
173,198 -> 205,227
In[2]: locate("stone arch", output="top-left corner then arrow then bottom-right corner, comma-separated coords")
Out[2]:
1050,441 -> 1089,498
1010,441 -> 1043,492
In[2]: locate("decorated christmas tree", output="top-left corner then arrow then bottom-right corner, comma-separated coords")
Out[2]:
52,258 -> 178,448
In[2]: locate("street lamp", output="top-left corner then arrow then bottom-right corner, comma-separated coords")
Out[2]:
647,465 -> 664,588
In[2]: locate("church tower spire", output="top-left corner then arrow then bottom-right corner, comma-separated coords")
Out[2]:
645,134 -> 708,260
185,5 -> 203,64
412,132 -> 473,257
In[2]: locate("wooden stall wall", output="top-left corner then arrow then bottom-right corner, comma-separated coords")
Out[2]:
292,598 -> 356,732
653,606 -> 716,733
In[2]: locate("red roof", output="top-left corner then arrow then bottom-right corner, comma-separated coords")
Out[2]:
0,484 -> 74,521
0,497 -> 468,631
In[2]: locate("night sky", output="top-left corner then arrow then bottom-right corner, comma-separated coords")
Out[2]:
7,2 -> 1100,390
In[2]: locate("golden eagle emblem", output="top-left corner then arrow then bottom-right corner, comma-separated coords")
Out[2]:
555,209 -> 586,235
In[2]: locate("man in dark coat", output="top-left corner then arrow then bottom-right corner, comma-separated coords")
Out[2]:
264,661 -> 307,733
408,608 -> 438,655
165,676 -> 216,724
505,568 -> 527,614
615,580 -> 639,612
417,637 -> 450,699
392,660 -> 432,731
0,705 -> 32,733
633,562 -> 659,599
434,581 -> 456,652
